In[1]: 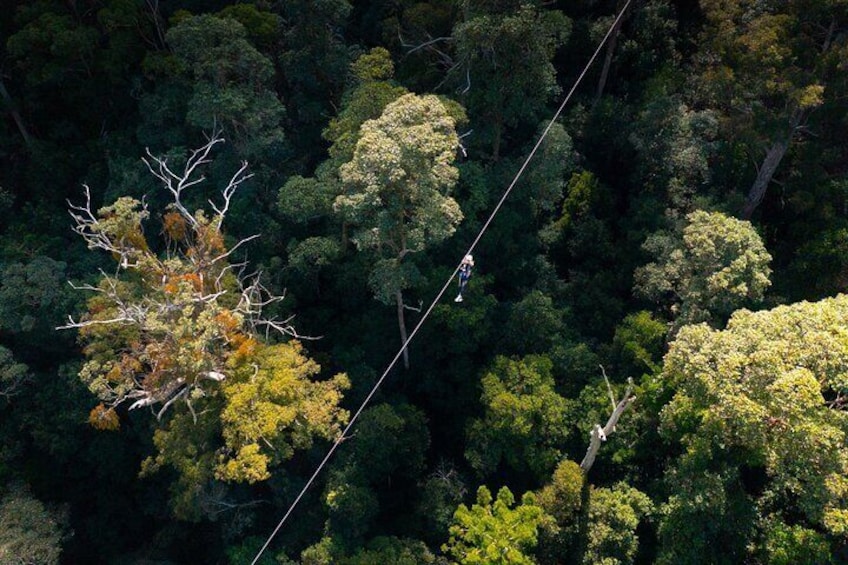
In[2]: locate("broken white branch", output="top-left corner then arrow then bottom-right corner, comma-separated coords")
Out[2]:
580,376 -> 636,474
600,364 -> 616,411
155,386 -> 188,420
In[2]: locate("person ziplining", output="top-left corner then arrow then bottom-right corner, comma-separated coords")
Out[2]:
454,254 -> 474,302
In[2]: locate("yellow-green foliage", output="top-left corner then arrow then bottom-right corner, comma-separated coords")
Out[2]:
538,460 -> 584,525
661,294 -> 848,534
636,210 -> 772,329
70,156 -> 351,520
444,485 -> 545,565
217,341 -> 350,483
466,355 -> 571,481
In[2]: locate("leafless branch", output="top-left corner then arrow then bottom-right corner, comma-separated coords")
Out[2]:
156,386 -> 188,420
461,65 -> 471,95
0,371 -> 30,400
200,487 -> 270,517
405,35 -> 454,56
186,394 -> 198,424
67,185 -> 148,269
144,0 -> 167,49
580,376 -> 636,474
57,315 -> 134,330
142,132 -> 225,228
209,233 -> 261,265
599,364 -> 616,411
403,300 -> 423,313
209,160 -> 253,229
57,275 -> 147,329
128,394 -> 157,411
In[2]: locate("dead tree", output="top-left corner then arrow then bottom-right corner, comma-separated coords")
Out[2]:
59,133 -> 300,420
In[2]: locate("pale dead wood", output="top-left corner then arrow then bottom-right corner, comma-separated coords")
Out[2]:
580,369 -> 636,474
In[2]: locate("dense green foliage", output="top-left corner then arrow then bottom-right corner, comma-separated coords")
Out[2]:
1,0 -> 847,563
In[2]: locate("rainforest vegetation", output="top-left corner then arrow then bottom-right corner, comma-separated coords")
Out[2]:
1,0 -> 847,563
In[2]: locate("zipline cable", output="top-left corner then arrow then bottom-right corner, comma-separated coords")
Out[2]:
251,2 -> 632,562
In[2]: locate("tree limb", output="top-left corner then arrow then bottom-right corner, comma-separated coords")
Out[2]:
142,131 -> 226,228
0,76 -> 33,149
67,185 -> 149,269
580,376 -> 636,474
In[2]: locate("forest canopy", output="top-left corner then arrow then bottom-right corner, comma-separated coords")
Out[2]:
1,0 -> 847,563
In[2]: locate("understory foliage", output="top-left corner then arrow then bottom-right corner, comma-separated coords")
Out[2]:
0,485 -> 66,564
2,0 -> 848,562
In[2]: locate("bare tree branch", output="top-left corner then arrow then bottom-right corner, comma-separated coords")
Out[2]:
209,160 -> 253,229
67,185 -> 149,269
209,233 -> 261,265
142,132 -> 225,228
599,364 -> 616,411
580,376 -> 636,474
405,36 -> 454,56
0,76 -> 33,148
155,386 -> 188,420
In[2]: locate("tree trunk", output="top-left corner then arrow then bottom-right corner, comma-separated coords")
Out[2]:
741,18 -> 835,220
341,221 -> 350,252
572,375 -> 634,563
593,7 -> 624,107
492,113 -> 503,162
575,477 -> 591,565
396,289 -> 410,369
0,78 -> 33,149
741,109 -> 804,220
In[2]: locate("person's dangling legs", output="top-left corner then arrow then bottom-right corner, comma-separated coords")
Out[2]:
455,273 -> 468,302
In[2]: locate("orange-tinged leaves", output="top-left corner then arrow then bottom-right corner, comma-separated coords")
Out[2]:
89,403 -> 120,431
163,273 -> 203,294
232,336 -> 258,363
216,444 -> 270,483
195,223 -> 226,256
162,211 -> 188,242
215,310 -> 241,334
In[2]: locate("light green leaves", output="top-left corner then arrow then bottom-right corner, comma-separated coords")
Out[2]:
636,210 -> 772,329
466,355 -> 570,481
337,92 -> 462,257
445,485 -> 545,565
660,294 -> 848,535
